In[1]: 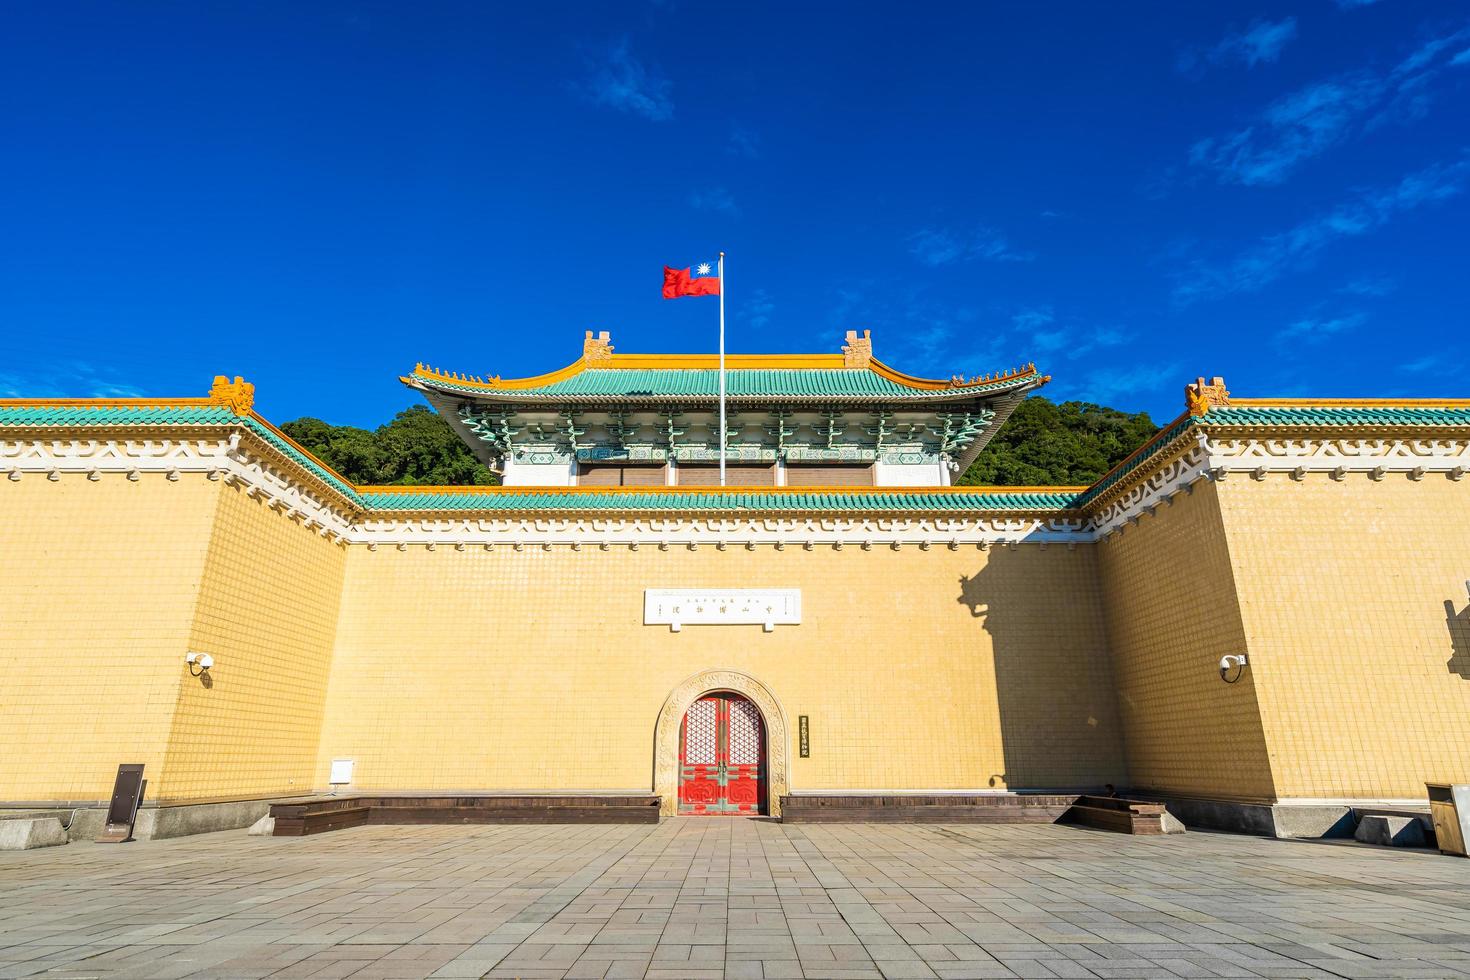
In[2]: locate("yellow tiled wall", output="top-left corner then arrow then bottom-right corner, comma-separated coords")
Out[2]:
1098,481 -> 1277,801
0,474 -> 217,803
316,543 -> 1127,795
16,445 -> 1465,809
1219,473 -> 1470,800
164,482 -> 346,802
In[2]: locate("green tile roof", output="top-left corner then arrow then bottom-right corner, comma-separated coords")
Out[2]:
0,405 -> 367,505
359,489 -> 1080,512
6,401 -> 1468,516
0,405 -> 243,426
1070,404 -> 1470,508
415,369 -> 1034,400
1203,406 -> 1470,426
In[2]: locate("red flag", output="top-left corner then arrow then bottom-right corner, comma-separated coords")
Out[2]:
663,264 -> 720,299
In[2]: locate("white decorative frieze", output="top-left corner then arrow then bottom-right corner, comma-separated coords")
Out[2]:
1087,432 -> 1470,538
351,513 -> 1086,548
6,428 -> 1466,549
0,433 -> 357,543
645,589 -> 801,632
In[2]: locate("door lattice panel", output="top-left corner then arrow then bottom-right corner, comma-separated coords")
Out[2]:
684,699 -> 717,765
728,699 -> 762,765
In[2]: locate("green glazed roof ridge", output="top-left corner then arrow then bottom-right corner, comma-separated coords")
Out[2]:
0,406 -> 365,507
1069,415 -> 1198,510
8,402 -> 1469,517
1068,403 -> 1470,510
0,405 -> 243,425
413,368 -> 1037,399
241,418 -> 364,506
355,488 -> 1081,513
1201,406 -> 1470,426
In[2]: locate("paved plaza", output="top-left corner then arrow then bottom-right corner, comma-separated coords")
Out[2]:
3,820 -> 1470,979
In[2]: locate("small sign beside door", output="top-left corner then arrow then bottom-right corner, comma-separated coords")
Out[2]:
799,715 -> 810,757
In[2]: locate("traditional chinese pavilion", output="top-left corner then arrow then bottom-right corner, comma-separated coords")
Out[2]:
404,330 -> 1048,487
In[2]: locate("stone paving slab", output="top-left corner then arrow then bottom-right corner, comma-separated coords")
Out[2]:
2,821 -> 1470,978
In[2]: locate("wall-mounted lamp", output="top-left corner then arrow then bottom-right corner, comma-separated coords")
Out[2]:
1218,653 -> 1248,684
186,652 -> 215,677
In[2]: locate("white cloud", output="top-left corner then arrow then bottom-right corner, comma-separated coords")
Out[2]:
727,125 -> 761,159
1174,155 -> 1470,303
1070,363 -> 1181,407
1180,18 -> 1298,75
908,226 -> 1034,266
1277,311 -> 1369,344
742,288 -> 774,329
1189,24 -> 1470,186
575,38 -> 673,122
688,187 -> 738,215
0,362 -> 147,398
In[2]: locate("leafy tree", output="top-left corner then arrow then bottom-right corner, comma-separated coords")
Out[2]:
957,396 -> 1157,487
282,396 -> 1156,489
281,405 -> 497,486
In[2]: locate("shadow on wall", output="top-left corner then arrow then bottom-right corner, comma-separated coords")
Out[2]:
957,544 -> 1125,792
1447,596 -> 1470,679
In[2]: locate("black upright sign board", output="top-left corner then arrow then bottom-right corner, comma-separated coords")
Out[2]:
96,764 -> 146,843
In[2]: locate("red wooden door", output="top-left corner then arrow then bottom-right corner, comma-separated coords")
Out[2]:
678,693 -> 765,815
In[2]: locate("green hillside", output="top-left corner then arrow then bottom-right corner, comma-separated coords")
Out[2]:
281,396 -> 1157,489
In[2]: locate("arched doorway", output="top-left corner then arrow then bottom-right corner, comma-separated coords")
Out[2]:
653,670 -> 790,818
678,693 -> 765,815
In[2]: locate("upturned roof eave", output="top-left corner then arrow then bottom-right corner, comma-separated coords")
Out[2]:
401,375 -> 1048,405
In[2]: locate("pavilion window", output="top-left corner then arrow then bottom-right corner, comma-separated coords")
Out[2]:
676,464 -> 776,486
784,464 -> 875,487
578,464 -> 667,487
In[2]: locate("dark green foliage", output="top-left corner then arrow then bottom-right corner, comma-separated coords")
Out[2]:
281,405 -> 497,486
283,397 -> 1154,489
958,396 -> 1157,487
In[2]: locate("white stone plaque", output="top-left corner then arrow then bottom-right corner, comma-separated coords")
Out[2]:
644,589 -> 801,632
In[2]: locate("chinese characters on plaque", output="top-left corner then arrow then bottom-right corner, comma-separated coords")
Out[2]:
644,589 -> 801,632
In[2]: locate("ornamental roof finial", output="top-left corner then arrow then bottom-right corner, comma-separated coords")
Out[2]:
208,375 -> 255,416
583,329 -> 615,365
841,329 -> 873,368
1186,375 -> 1230,416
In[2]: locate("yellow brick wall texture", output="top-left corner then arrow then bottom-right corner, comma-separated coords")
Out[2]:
9,447 -> 1470,808
163,482 -> 346,802
316,544 -> 1126,795
1219,473 -> 1470,800
1098,480 -> 1277,802
0,474 -> 218,803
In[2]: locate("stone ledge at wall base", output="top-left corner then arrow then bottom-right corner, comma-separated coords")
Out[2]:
1355,814 -> 1429,848
779,794 -> 1079,824
1060,795 -> 1185,835
779,793 -> 1184,834
1131,793 -> 1438,843
1127,793 -> 1354,838
3,798 -> 308,843
269,794 -> 663,835
1351,807 -> 1437,847
0,817 -> 69,850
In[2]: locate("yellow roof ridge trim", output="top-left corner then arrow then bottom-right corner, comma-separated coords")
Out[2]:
352,483 -> 1090,496
0,396 -> 218,408
404,355 -> 1042,393
1231,397 -> 1470,408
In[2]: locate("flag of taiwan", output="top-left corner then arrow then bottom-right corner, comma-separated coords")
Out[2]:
662,263 -> 721,298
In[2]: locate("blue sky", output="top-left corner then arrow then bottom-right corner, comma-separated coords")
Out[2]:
1,1 -> 1466,426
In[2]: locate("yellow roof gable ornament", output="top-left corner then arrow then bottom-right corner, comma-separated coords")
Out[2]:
209,375 -> 255,416
1186,375 -> 1230,417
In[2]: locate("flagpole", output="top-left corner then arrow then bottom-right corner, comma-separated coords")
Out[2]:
718,250 -> 727,487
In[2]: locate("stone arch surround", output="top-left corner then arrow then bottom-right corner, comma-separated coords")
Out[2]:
653,669 -> 791,818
